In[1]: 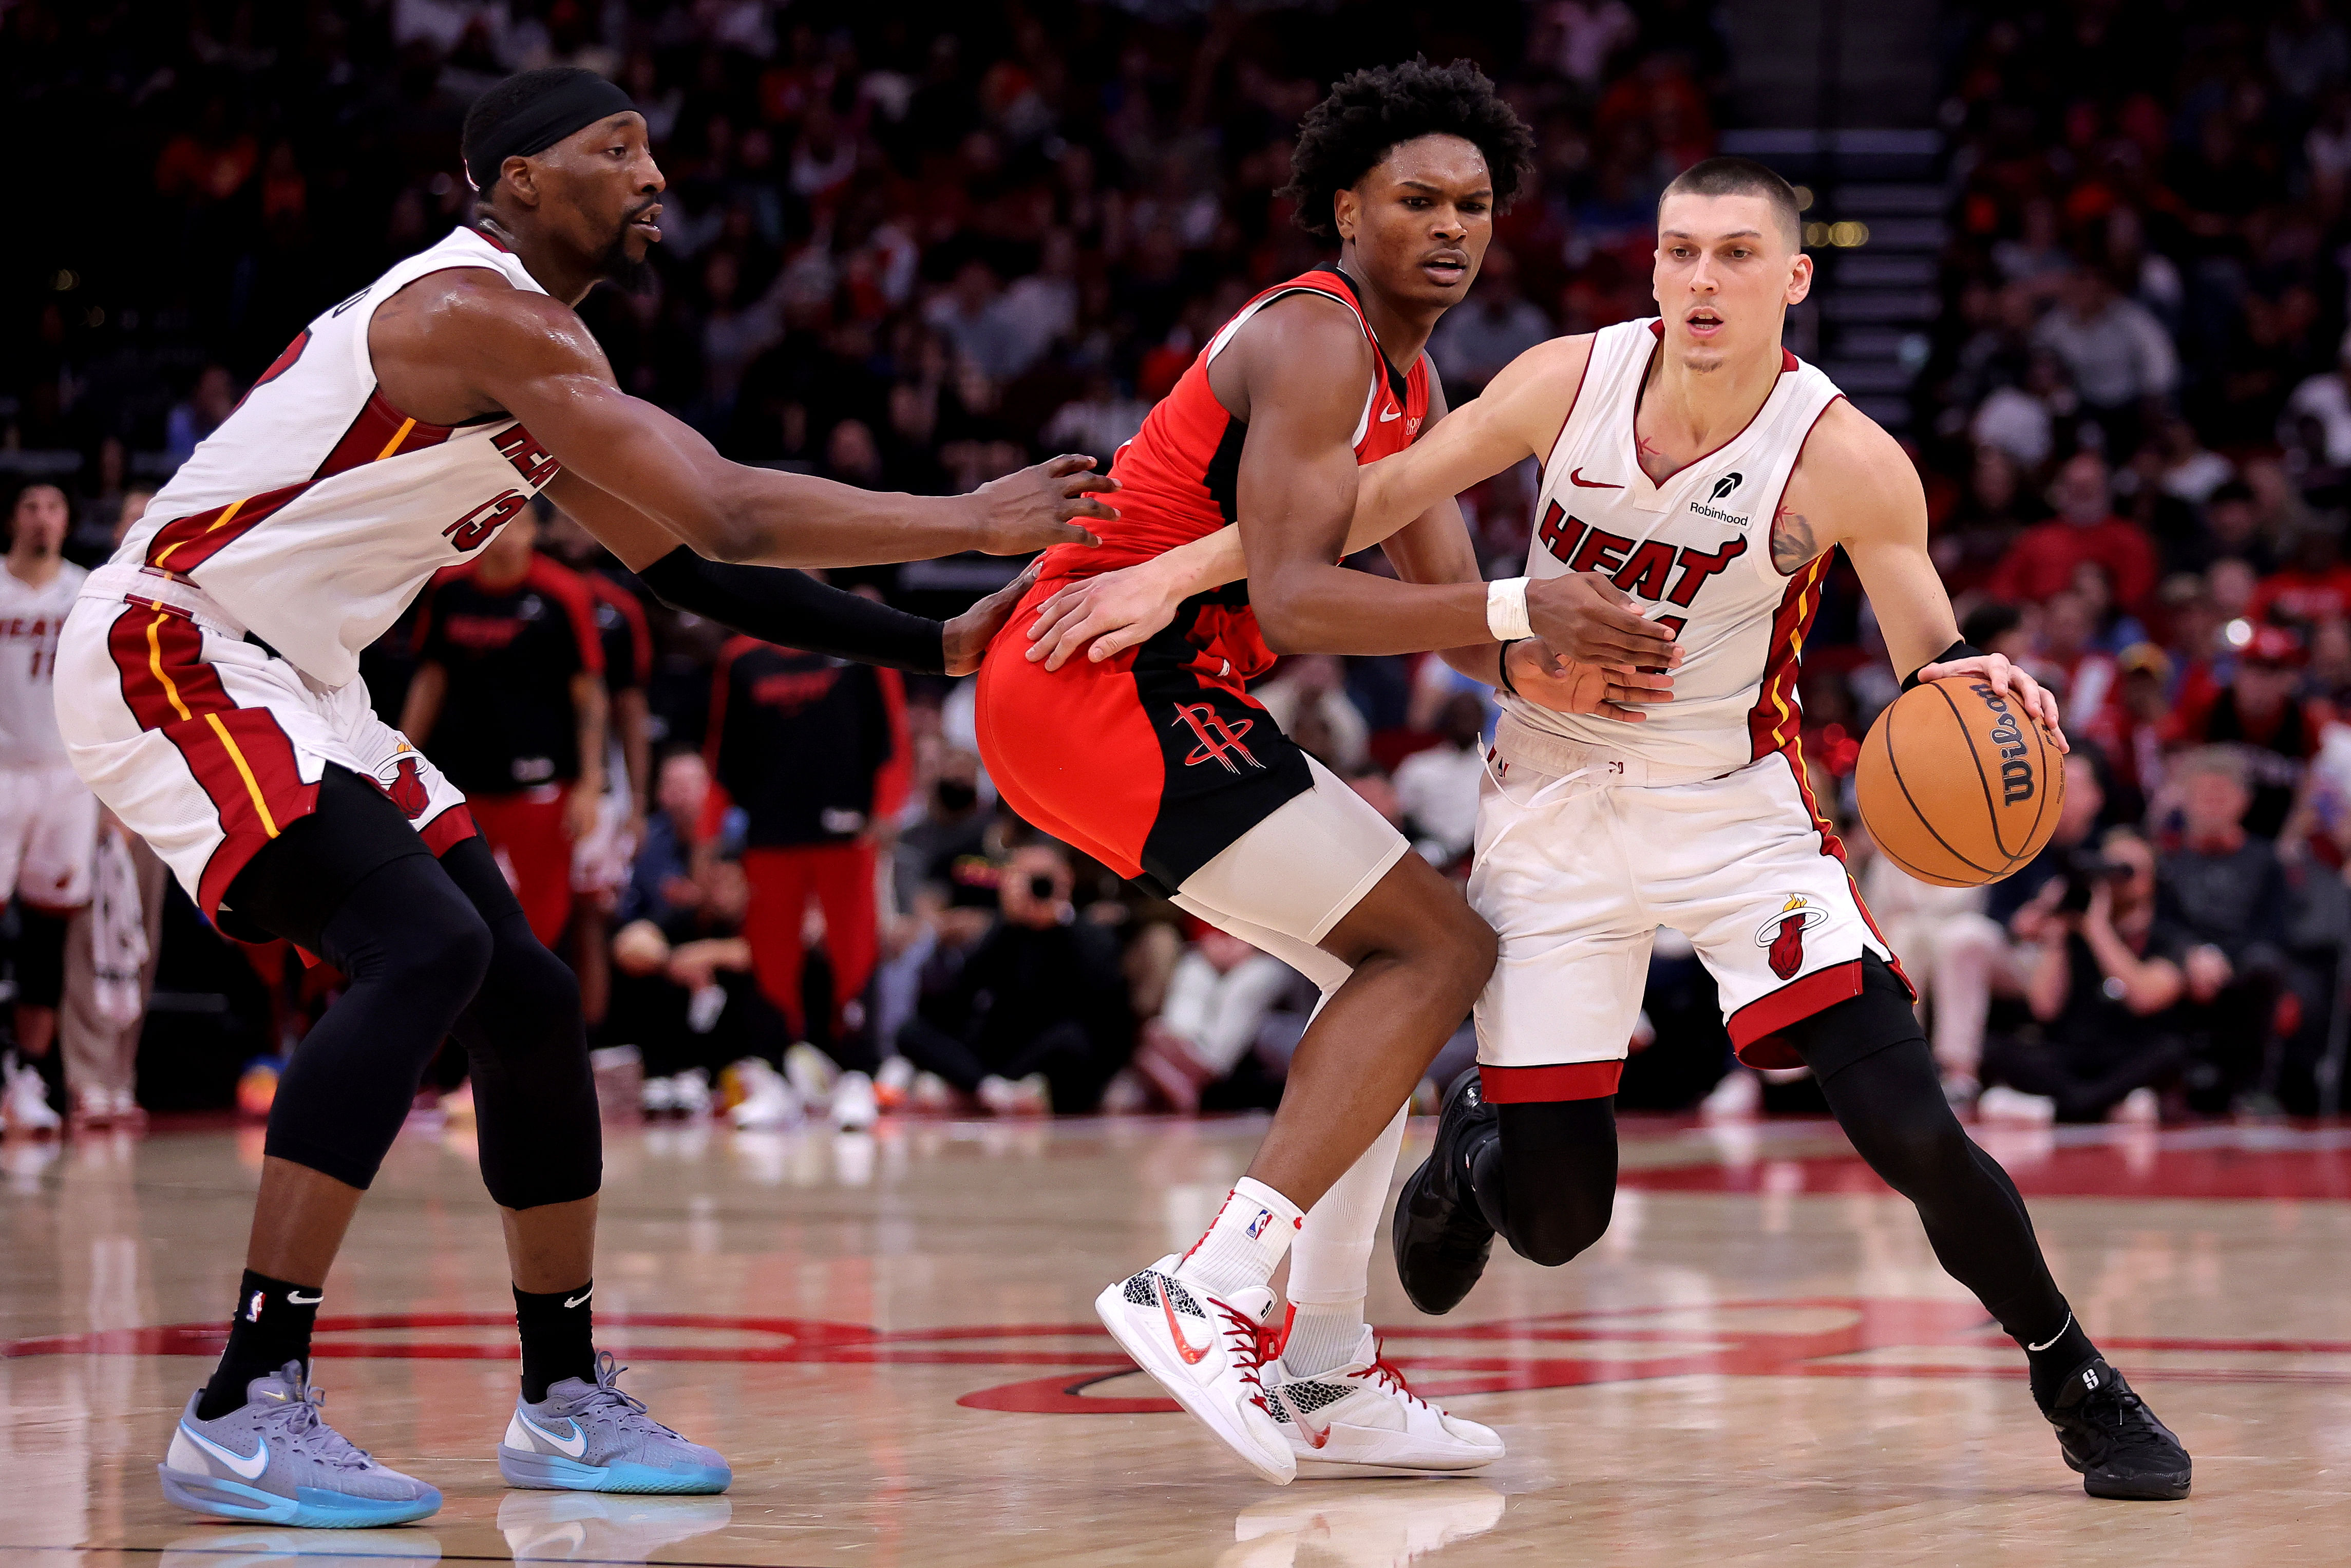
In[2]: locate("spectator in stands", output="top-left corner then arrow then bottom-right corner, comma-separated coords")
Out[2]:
2249,519 -> 2351,627
1990,451 -> 2160,615
2163,627 -> 2322,838
2030,266 -> 2178,452
402,513 -> 606,946
1980,828 -> 2190,1123
610,853 -> 779,1121
162,364 -> 237,470
707,620 -> 907,1063
1127,927 -> 1299,1113
1254,655 -> 1369,774
896,840 -> 1132,1114
2154,748 -> 2293,1112
2281,329 -> 2351,467
1393,691 -> 1488,866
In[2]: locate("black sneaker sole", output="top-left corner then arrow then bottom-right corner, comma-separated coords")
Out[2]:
2082,1470 -> 2191,1502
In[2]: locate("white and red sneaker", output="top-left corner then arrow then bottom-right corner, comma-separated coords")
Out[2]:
1095,1256 -> 1294,1484
1268,1327 -> 1503,1477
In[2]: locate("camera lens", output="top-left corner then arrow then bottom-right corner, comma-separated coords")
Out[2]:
1029,874 -> 1057,900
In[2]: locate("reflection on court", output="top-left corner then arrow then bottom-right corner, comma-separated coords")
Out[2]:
5,1114 -> 2349,1564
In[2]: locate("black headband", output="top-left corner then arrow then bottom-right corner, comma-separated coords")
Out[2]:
464,71 -> 637,194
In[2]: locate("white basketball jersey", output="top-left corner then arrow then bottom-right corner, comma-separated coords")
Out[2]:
0,560 -> 87,767
1506,317 -> 1846,773
110,225 -> 563,688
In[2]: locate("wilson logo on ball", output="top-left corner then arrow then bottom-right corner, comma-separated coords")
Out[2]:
1974,683 -> 2035,805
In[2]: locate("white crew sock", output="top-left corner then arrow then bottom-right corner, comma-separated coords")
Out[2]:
1177,1176 -> 1303,1299
1281,1104 -> 1407,1374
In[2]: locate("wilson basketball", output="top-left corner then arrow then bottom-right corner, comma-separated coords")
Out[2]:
1855,676 -> 2064,888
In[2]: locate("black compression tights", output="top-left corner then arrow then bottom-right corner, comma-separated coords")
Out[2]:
1476,956 -> 2070,1343
232,769 -> 600,1208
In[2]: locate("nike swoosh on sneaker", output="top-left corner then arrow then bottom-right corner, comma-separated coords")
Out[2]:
1569,467 -> 1622,488
1292,1407 -> 1334,1448
1157,1277 -> 1212,1366
518,1411 -> 589,1458
181,1424 -> 270,1480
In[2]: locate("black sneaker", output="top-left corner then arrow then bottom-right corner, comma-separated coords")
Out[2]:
1390,1067 -> 1498,1316
2041,1357 -> 2192,1501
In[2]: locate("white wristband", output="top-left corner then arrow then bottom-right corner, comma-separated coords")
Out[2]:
1486,576 -> 1533,642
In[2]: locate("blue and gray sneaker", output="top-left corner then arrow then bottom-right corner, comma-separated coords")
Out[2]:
498,1352 -> 731,1494
158,1363 -> 441,1527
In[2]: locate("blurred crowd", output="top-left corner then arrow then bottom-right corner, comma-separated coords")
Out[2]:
9,0 -> 2351,1133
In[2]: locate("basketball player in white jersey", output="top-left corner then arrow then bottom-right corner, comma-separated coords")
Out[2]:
0,483 -> 92,1135
56,67 -> 1109,1527
1022,157 -> 2191,1502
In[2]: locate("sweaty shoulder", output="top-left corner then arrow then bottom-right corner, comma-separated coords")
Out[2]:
371,268 -> 609,424
1787,400 -> 1918,545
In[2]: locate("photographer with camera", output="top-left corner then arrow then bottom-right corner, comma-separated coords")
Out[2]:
894,839 -> 1135,1114
1980,827 -> 2201,1122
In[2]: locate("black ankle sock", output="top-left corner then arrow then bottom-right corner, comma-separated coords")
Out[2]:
515,1281 -> 597,1403
196,1270 -> 322,1421
2018,1308 -> 2099,1407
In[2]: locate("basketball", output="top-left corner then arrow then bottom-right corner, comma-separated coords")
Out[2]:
1855,676 -> 2065,888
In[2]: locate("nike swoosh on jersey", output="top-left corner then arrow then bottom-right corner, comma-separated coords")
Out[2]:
1158,1278 -> 1212,1366
181,1425 -> 270,1480
518,1411 -> 589,1458
1568,467 -> 1623,488
1378,406 -> 1403,422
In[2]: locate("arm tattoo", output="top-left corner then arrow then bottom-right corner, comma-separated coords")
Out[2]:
1770,503 -> 1821,572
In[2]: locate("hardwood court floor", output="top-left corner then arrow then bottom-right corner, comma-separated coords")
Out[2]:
6,1111 -> 2351,1566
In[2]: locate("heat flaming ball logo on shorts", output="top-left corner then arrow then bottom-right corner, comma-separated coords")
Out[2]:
1755,894 -> 1830,981
374,744 -> 432,821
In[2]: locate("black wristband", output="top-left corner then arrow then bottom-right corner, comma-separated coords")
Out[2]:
1902,639 -> 1981,692
639,549 -> 947,675
1496,638 -> 1524,697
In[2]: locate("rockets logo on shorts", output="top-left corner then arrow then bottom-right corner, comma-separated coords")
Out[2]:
1755,893 -> 1830,981
1171,702 -> 1262,774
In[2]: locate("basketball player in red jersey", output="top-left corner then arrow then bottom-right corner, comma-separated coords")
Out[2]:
66,68 -> 1107,1526
1032,158 -> 2191,1503
978,61 -> 1676,1484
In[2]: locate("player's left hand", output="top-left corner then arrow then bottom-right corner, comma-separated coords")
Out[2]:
1022,559 -> 1187,670
1508,639 -> 1675,721
943,561 -> 1042,676
1914,652 -> 2069,753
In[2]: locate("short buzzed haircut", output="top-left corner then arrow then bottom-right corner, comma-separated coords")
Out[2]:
1659,156 -> 1804,250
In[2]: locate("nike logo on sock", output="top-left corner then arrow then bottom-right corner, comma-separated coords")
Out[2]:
564,1289 -> 593,1309
287,1291 -> 323,1305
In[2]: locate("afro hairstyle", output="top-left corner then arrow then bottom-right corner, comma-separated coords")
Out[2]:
1280,57 -> 1535,242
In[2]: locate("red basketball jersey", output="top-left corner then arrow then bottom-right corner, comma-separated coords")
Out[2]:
1036,267 -> 1430,682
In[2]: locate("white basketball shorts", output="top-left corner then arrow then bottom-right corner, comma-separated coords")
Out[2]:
54,566 -> 472,919
0,762 -> 99,908
1469,738 -> 1909,1101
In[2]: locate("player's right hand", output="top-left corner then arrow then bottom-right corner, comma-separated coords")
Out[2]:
1507,639 -> 1675,721
1525,572 -> 1682,669
969,455 -> 1120,554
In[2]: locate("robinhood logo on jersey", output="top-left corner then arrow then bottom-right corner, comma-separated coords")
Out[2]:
1690,471 -> 1748,526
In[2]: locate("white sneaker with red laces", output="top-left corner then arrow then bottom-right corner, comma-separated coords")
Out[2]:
1095,1255 -> 1294,1484
1268,1327 -> 1504,1478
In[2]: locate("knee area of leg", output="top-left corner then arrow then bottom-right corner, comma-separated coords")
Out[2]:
492,937 -> 584,1028
405,906 -> 496,1000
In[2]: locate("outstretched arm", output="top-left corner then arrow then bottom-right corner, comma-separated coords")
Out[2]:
1796,402 -> 2066,748
374,270 -> 1116,567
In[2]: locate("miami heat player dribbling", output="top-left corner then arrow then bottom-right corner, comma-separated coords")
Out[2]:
980,61 -> 1676,1484
58,67 -> 1108,1527
1041,157 -> 2193,1503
